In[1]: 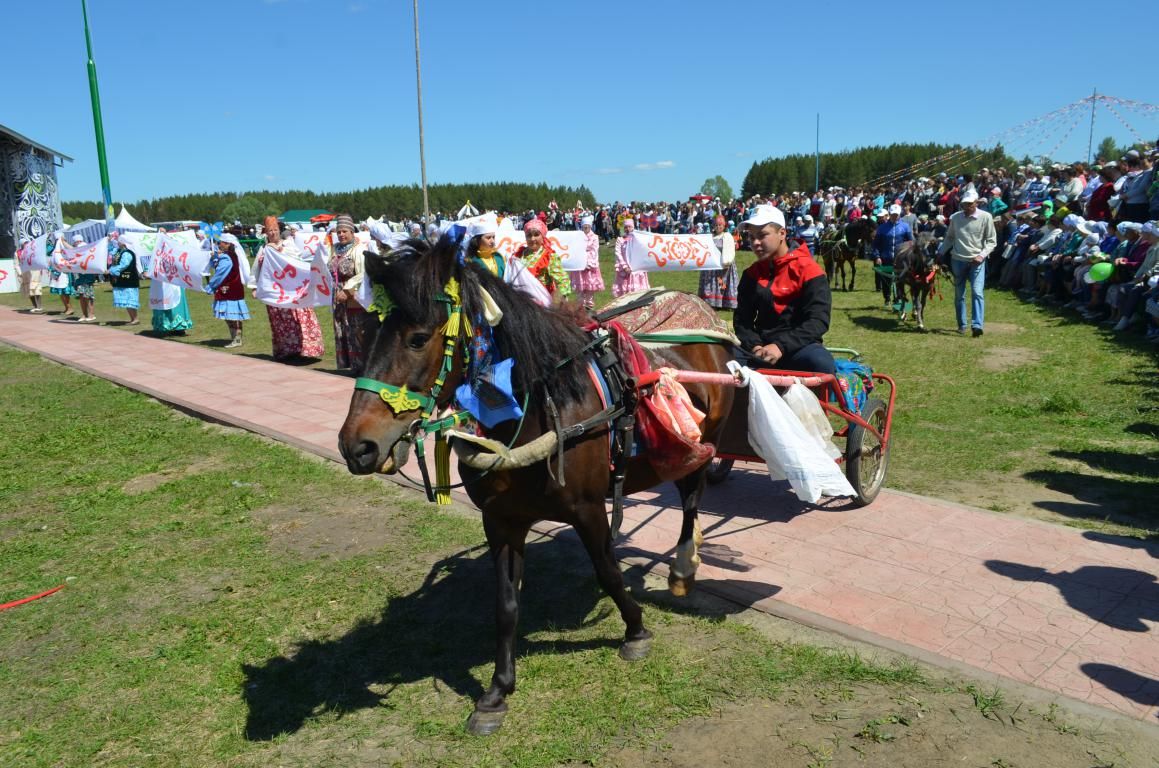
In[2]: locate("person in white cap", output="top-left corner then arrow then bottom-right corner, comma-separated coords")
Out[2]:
937,188 -> 997,336
69,233 -> 101,323
872,203 -> 915,308
461,212 -> 551,307
568,215 -> 604,310
733,204 -> 835,374
14,238 -> 45,314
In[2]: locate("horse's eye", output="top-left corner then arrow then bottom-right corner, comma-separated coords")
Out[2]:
406,333 -> 431,350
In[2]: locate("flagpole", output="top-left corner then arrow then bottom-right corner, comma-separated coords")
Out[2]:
81,0 -> 114,234
412,0 -> 431,226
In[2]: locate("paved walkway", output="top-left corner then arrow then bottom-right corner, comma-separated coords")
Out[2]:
2,305 -> 1157,723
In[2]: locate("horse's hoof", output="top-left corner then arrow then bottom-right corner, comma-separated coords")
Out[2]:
619,634 -> 653,662
668,571 -> 695,597
466,708 -> 506,736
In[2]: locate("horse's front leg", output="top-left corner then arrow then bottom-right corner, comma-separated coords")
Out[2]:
467,513 -> 529,736
573,499 -> 652,661
916,287 -> 927,331
848,258 -> 856,292
669,470 -> 706,597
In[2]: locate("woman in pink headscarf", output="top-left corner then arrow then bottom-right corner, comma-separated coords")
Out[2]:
568,215 -> 604,309
513,218 -> 572,300
613,218 -> 650,297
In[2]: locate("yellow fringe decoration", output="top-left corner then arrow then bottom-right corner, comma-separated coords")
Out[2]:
434,433 -> 452,505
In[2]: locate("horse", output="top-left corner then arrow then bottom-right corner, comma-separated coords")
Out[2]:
819,218 -> 874,292
337,234 -> 734,735
892,233 -> 939,331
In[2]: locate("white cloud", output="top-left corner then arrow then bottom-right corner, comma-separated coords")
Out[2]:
633,160 -> 676,171
594,167 -> 623,175
263,174 -> 277,182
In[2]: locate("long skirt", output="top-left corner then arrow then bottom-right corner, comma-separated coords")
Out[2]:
213,299 -> 250,321
112,285 -> 140,309
267,305 -> 324,360
613,269 -> 650,298
49,270 -> 74,296
152,292 -> 194,334
333,302 -> 367,374
569,266 -> 604,293
698,264 -> 739,309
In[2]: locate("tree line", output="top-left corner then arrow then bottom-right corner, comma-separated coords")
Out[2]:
740,143 -> 1018,198
61,181 -> 599,225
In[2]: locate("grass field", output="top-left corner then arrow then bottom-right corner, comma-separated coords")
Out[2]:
5,247 -> 1155,534
2,348 -> 1154,768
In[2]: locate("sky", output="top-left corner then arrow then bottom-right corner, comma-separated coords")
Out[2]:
3,0 -> 1157,208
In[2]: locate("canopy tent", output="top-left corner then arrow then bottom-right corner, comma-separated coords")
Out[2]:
456,201 -> 479,219
64,218 -> 107,245
310,213 -> 335,224
115,205 -> 155,232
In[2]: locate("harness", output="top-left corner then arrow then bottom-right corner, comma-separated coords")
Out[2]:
353,275 -> 641,536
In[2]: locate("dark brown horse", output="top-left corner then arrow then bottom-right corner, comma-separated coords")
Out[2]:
338,234 -> 733,735
893,233 -> 938,331
819,218 -> 874,291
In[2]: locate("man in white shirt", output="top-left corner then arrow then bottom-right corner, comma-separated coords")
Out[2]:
937,189 -> 997,336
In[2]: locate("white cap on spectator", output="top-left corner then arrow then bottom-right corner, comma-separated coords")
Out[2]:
71,234 -> 84,244
1118,221 -> 1142,234
804,214 -> 814,222
888,204 -> 902,215
936,214 -> 946,222
1143,222 -> 1159,238
742,204 -> 786,229
960,189 -> 979,203
991,186 -> 1002,196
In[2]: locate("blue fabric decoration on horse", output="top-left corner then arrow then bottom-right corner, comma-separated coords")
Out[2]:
455,357 -> 523,428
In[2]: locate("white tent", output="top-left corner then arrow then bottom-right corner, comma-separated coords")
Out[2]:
115,205 -> 156,232
456,200 -> 479,219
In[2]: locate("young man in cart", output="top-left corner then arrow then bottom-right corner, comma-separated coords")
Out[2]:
733,203 -> 836,375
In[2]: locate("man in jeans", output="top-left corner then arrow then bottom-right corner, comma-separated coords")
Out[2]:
938,189 -> 997,337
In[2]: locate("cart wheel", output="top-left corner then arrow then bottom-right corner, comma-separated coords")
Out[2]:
706,458 -> 734,485
845,398 -> 889,505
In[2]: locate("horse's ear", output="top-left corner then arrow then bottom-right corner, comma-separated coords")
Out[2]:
363,248 -> 392,287
429,226 -> 465,284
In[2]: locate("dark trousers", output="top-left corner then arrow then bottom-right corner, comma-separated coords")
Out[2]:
736,342 -> 836,376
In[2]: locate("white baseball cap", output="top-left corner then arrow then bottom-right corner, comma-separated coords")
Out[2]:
960,189 -> 980,204
742,204 -> 786,229
888,204 -> 902,215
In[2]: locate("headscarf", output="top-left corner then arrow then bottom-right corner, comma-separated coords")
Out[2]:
522,217 -> 547,241
263,215 -> 279,235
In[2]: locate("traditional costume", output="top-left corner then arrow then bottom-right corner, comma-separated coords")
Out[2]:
328,214 -> 369,374
698,217 -> 738,309
613,220 -> 650,298
205,234 -> 251,322
569,216 -> 604,309
462,213 -> 552,306
255,216 -> 324,360
513,218 -> 572,298
108,243 -> 141,312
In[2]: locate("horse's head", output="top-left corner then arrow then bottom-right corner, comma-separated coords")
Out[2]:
338,234 -> 465,475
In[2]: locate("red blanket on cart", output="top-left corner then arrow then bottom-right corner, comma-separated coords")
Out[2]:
606,321 -> 715,482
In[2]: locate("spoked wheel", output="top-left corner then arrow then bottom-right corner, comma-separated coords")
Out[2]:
705,458 -> 734,485
844,398 -> 889,505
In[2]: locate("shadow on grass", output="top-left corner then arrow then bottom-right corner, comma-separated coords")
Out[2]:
1079,664 -> 1159,715
1050,448 -> 1159,478
1083,530 -> 1159,557
242,537 -> 773,740
1023,465 -> 1159,528
984,559 -> 1158,631
846,314 -> 898,332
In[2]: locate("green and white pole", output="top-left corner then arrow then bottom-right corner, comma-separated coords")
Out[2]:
81,0 -> 115,233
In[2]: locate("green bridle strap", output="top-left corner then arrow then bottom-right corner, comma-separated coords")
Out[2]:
353,377 -> 437,415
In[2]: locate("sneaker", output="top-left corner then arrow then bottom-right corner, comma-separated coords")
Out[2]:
224,338 -> 242,349
972,327 -> 984,338
29,307 -> 45,314
957,327 -> 967,335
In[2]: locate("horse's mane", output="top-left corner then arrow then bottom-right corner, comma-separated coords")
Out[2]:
367,236 -> 593,406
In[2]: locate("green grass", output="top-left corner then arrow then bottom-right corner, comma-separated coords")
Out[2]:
7,247 -> 1157,533
0,348 -> 932,768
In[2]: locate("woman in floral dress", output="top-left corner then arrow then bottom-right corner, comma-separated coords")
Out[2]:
253,216 -> 324,361
569,215 -> 604,310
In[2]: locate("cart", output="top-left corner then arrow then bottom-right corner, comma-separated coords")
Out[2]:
637,349 -> 896,506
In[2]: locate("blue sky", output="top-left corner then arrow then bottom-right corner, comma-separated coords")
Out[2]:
3,0 -> 1156,207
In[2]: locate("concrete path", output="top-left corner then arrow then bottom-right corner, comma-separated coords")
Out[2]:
2,305 -> 1156,723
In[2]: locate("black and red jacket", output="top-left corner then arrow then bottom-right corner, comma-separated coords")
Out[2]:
733,242 -> 831,358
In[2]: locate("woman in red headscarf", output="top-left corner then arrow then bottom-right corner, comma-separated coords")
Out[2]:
513,218 -> 573,301
252,215 -> 325,361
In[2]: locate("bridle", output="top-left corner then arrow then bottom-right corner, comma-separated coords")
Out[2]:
353,276 -> 473,504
